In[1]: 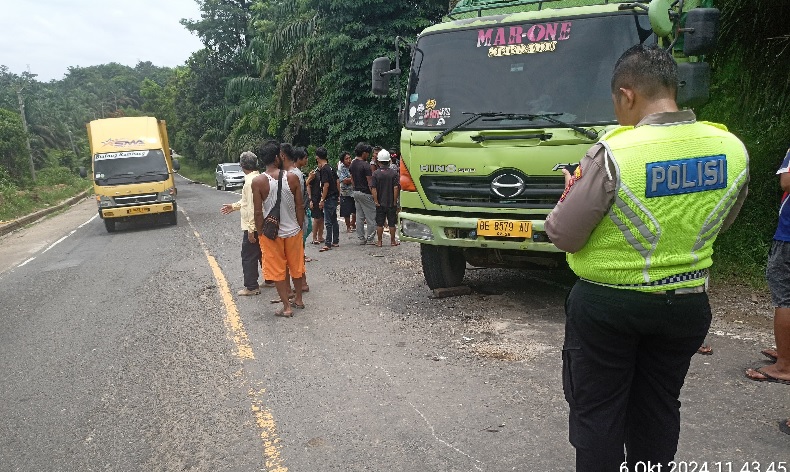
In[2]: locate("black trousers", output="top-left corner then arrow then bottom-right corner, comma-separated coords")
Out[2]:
563,280 -> 711,472
241,231 -> 261,290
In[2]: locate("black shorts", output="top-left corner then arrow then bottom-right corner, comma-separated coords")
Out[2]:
310,200 -> 322,218
767,240 -> 790,308
340,195 -> 356,217
375,206 -> 397,227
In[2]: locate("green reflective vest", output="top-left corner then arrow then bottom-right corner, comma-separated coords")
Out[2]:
567,119 -> 748,291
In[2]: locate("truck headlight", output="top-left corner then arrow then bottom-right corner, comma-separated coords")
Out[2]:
160,187 -> 176,201
400,219 -> 433,241
97,195 -> 113,207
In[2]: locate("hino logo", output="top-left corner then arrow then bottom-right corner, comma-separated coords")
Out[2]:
491,173 -> 525,198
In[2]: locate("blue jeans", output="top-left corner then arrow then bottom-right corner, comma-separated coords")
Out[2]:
323,196 -> 339,247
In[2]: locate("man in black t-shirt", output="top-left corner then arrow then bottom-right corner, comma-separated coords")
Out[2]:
349,142 -> 376,245
316,147 -> 340,251
371,149 -> 400,247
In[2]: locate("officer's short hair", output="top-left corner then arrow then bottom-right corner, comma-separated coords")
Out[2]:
611,44 -> 678,100
239,151 -> 258,170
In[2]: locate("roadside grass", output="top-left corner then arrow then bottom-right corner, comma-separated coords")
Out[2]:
177,159 -> 216,186
0,167 -> 92,222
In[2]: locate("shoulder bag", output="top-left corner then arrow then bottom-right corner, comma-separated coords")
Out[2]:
261,171 -> 283,240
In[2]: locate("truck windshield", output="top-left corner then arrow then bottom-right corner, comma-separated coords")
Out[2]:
406,13 -> 654,130
93,150 -> 169,185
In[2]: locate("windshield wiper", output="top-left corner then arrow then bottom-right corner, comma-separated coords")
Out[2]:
135,171 -> 170,180
433,112 -> 511,143
485,113 -> 599,140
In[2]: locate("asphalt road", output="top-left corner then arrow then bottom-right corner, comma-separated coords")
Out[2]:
0,175 -> 787,471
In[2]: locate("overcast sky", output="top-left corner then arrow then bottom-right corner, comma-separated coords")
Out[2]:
0,0 -> 205,82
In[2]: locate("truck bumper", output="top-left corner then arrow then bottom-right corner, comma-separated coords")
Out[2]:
398,211 -> 562,253
101,202 -> 176,219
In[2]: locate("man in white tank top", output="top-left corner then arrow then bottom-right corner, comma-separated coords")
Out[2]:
251,142 -> 306,317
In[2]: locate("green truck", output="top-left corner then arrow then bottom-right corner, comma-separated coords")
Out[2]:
372,0 -> 719,289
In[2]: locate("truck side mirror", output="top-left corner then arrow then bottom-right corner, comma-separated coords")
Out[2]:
372,57 -> 393,96
682,8 -> 720,56
79,166 -> 87,178
677,62 -> 710,108
172,159 -> 180,172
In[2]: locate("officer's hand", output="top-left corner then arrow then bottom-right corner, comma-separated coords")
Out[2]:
561,168 -> 573,187
221,204 -> 234,214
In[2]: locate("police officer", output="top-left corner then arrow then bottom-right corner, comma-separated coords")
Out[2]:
545,44 -> 749,471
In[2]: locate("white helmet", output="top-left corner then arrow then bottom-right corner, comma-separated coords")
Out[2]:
377,149 -> 391,162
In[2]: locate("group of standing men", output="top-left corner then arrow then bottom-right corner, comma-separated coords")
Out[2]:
222,140 -> 402,317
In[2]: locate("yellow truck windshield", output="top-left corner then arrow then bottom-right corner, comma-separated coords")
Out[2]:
94,150 -> 169,185
407,12 -> 655,130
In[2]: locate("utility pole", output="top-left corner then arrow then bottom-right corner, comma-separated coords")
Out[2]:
15,88 -> 36,183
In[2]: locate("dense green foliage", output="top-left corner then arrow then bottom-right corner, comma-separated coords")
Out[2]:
699,0 -> 790,283
0,0 -> 787,283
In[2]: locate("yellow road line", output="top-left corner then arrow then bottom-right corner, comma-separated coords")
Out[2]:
183,209 -> 288,471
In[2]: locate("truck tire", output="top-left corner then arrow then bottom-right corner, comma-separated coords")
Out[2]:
420,245 -> 466,289
168,210 -> 178,225
104,219 -> 116,233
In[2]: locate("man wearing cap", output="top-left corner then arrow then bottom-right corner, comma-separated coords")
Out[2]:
220,151 -> 262,296
371,149 -> 400,247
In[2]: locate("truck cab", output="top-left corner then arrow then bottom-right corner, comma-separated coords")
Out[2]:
373,0 -> 719,289
83,117 -> 180,233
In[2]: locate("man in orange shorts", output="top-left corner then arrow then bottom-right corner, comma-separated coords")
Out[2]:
252,141 -> 305,317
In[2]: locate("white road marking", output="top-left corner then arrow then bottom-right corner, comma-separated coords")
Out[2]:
78,214 -> 99,228
16,213 -> 97,268
42,231 -> 76,254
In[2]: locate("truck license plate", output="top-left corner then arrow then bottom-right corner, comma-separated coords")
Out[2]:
477,219 -> 532,238
126,207 -> 151,215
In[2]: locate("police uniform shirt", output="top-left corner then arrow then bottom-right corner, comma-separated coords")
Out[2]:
545,110 -> 749,253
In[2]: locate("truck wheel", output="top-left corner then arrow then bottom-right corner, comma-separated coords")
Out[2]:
104,219 -> 116,233
420,245 -> 466,289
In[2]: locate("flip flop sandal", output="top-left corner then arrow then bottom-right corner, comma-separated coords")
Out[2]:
311,241 -> 321,245
696,345 -> 713,355
274,309 -> 293,318
761,348 -> 779,362
292,302 -> 305,309
391,241 -> 401,247
745,367 -> 790,385
270,294 -> 295,304
332,243 -> 339,247
319,246 -> 331,252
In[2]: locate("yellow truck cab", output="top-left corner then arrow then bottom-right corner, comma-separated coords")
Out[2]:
81,117 -> 180,233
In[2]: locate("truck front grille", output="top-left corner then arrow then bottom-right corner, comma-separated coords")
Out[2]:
420,175 -> 564,209
114,193 -> 158,206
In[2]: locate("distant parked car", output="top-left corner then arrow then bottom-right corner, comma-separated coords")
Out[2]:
215,163 -> 245,190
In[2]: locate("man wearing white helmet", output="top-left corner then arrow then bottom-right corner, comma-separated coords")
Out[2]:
370,149 -> 400,247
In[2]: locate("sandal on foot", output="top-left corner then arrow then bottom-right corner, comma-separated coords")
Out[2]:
745,367 -> 790,385
270,294 -> 295,304
391,241 -> 400,247
292,302 -> 305,309
761,348 -> 779,362
332,243 -> 339,247
274,309 -> 293,318
319,246 -> 331,252
374,242 -> 383,247
696,345 -> 713,355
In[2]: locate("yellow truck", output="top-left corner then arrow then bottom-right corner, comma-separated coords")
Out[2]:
81,117 -> 180,232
